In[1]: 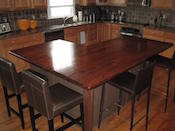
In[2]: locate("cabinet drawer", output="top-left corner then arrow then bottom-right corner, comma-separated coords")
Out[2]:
111,24 -> 120,31
164,32 -> 175,42
143,28 -> 164,37
88,24 -> 97,30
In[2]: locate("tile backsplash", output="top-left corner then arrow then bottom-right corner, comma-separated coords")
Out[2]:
0,4 -> 175,31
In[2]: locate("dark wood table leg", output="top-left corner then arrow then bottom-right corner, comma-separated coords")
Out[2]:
83,89 -> 94,131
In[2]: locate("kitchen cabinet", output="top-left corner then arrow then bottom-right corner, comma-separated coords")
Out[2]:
79,0 -> 96,6
0,0 -> 12,11
108,0 -> 127,6
31,0 -> 47,8
0,0 -> 47,11
0,32 -> 44,72
151,0 -> 175,10
111,24 -> 120,39
143,28 -> 175,58
97,23 -> 104,42
64,24 -> 95,45
14,0 -> 31,10
87,24 -> 98,45
65,23 -> 120,45
97,23 -> 120,42
103,23 -> 112,41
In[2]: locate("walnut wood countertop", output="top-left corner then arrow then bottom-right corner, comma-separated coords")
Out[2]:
10,36 -> 172,90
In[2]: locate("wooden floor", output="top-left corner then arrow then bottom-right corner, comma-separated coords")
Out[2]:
0,66 -> 175,131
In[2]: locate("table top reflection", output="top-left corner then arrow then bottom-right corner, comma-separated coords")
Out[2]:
10,36 -> 172,90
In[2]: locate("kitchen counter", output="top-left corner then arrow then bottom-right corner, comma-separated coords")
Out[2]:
1,21 -> 175,40
0,22 -> 94,39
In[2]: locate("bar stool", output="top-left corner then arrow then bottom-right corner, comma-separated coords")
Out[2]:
149,52 -> 175,112
0,57 -> 27,129
22,70 -> 84,131
98,62 -> 155,131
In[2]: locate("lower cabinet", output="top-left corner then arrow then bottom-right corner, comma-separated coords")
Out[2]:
0,32 -> 44,72
64,23 -> 120,46
143,28 -> 175,59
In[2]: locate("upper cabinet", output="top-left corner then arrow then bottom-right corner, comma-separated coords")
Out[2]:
96,0 -> 126,6
31,0 -> 47,9
151,0 -> 175,10
0,0 -> 12,11
79,0 -> 96,6
14,0 -> 31,10
108,0 -> 127,6
0,0 -> 47,11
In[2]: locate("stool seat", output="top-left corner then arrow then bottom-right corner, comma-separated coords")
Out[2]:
148,52 -> 175,112
151,55 -> 174,69
50,83 -> 83,116
22,70 -> 84,131
108,72 -> 136,94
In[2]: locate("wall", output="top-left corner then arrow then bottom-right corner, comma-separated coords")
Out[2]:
0,4 -> 175,31
79,5 -> 175,28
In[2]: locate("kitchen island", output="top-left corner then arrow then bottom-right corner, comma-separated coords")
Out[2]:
10,36 -> 172,131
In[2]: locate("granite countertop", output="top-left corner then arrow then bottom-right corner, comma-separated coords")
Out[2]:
1,21 -> 175,40
0,21 -> 93,40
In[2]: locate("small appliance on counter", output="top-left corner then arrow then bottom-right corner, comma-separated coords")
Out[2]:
0,22 -> 11,35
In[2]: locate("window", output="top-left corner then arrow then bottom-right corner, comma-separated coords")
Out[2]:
48,0 -> 75,19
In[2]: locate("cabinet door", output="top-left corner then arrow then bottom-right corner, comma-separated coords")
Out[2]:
97,23 -> 104,42
79,0 -> 96,6
32,0 -> 47,8
111,24 -> 120,39
14,0 -> 31,10
0,32 -> 44,72
152,0 -> 175,10
143,28 -> 164,42
87,24 -> 98,45
103,23 -> 112,41
160,32 -> 175,59
64,34 -> 78,44
108,0 -> 127,6
0,0 -> 12,11
2,39 -> 25,72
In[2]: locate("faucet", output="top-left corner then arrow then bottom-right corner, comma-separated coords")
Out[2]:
63,16 -> 73,25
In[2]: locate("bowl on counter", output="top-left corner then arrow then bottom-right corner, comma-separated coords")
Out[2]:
30,20 -> 37,29
17,19 -> 29,31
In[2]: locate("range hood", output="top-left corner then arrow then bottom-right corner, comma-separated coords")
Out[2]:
127,0 -> 151,7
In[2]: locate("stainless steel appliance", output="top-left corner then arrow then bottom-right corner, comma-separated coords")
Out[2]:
0,23 -> 11,35
120,27 -> 142,38
44,28 -> 64,42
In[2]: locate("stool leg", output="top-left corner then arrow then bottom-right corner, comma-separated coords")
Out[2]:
60,114 -> 64,123
117,89 -> 122,115
98,84 -> 105,128
130,95 -> 135,131
145,87 -> 151,131
48,119 -> 54,131
3,86 -> 11,117
174,88 -> 175,102
80,103 -> 84,131
17,94 -> 25,129
29,106 -> 37,131
164,69 -> 171,112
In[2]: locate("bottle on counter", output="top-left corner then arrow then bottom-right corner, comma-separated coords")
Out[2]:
111,12 -> 115,22
78,11 -> 83,22
93,13 -> 96,23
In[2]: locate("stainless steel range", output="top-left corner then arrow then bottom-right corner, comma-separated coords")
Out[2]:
120,27 -> 143,38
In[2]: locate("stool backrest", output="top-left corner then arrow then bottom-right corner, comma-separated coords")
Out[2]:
22,70 -> 53,119
134,62 -> 155,94
172,51 -> 175,66
0,57 -> 21,94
